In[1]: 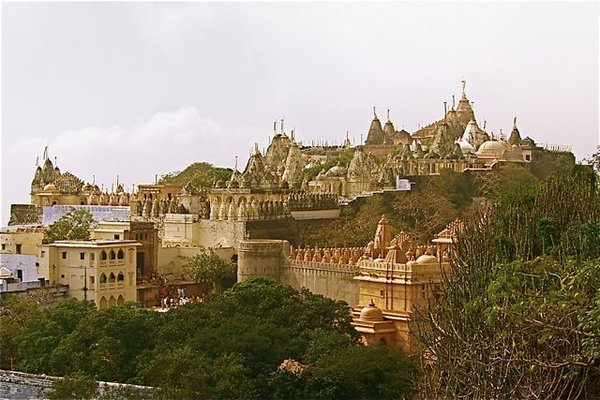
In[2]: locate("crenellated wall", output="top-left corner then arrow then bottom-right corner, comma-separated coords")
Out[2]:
237,239 -> 359,305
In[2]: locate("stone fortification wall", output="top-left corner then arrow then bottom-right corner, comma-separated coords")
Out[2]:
42,205 -> 130,226
197,219 -> 246,248
0,370 -> 54,399
0,284 -> 68,305
237,239 -> 289,282
0,370 -> 154,400
245,219 -> 295,241
237,239 -> 358,305
282,260 -> 358,306
8,205 -> 42,226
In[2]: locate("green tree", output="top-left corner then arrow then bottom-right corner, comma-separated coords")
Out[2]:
472,162 -> 539,200
44,208 -> 95,243
17,298 -> 96,374
269,345 -> 418,400
418,166 -> 600,398
45,371 -> 98,400
0,294 -> 43,370
184,249 -> 236,293
585,145 -> 600,173
159,162 -> 232,189
49,302 -> 159,382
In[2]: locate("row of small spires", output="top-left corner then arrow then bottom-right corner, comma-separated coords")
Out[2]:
288,243 -> 439,266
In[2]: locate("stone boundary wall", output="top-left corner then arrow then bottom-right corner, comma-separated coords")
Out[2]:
237,239 -> 359,305
0,284 -> 68,305
8,205 -> 43,226
0,370 -> 54,399
282,259 -> 359,306
0,370 -> 155,400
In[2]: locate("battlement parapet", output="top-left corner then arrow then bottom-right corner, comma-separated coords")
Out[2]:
286,259 -> 359,274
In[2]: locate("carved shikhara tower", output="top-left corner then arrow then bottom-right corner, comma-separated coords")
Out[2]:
351,217 -> 458,354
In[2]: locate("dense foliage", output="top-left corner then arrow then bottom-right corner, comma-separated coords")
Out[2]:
419,166 -> 600,398
43,208 -> 95,243
158,162 -> 232,189
3,278 -> 417,399
295,165 -> 542,246
184,249 -> 236,293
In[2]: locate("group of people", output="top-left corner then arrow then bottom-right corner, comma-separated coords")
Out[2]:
160,287 -> 203,309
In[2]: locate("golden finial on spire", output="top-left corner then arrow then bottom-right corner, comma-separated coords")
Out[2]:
513,116 -> 517,129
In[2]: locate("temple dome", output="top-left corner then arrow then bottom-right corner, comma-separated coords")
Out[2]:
42,183 -> 59,193
360,300 -> 384,321
476,140 -> 509,159
325,162 -> 347,178
416,254 -> 438,264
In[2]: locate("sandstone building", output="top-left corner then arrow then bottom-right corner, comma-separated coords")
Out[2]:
38,240 -> 139,308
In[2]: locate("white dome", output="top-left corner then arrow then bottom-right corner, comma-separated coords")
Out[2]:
476,140 -> 509,158
416,254 -> 438,264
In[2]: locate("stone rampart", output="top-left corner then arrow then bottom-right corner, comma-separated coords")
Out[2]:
238,239 -> 288,282
282,260 -> 358,305
8,205 -> 42,226
0,370 -> 155,400
237,239 -> 359,305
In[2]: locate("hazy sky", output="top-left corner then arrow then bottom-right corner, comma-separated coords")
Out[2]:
2,1 -> 599,225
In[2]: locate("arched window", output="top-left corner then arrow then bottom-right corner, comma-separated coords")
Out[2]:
117,272 -> 124,282
109,272 -> 116,283
117,295 -> 125,305
100,273 -> 107,284
110,250 -> 116,260
109,296 -> 116,307
117,249 -> 124,259
99,297 -> 108,309
100,251 -> 107,260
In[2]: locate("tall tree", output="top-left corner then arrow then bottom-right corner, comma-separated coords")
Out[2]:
418,166 -> 600,398
44,208 -> 95,243
184,249 -> 236,293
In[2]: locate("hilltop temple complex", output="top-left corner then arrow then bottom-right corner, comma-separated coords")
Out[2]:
3,80 -> 574,327
12,80 -> 571,229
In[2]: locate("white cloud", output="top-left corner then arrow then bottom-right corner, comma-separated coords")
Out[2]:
2,106 -> 226,223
